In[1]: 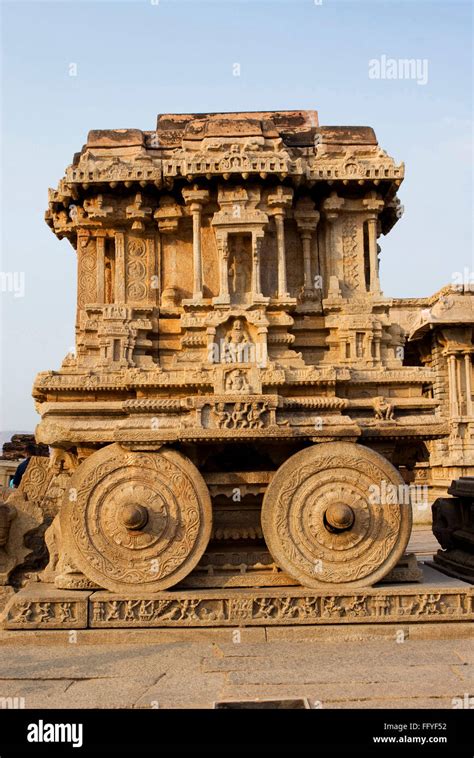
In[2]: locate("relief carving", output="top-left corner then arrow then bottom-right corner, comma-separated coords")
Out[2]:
126,238 -> 148,302
59,443 -> 212,593
213,401 -> 268,430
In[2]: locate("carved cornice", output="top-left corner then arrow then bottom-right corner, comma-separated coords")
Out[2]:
46,111 -> 406,242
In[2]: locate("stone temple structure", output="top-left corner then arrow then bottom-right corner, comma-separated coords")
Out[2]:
1,110 -> 473,628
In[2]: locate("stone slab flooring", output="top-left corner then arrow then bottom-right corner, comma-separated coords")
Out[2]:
0,632 -> 472,709
407,525 -> 440,559
0,526 -> 471,709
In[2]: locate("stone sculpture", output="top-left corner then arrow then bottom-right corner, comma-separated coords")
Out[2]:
2,110 -> 474,628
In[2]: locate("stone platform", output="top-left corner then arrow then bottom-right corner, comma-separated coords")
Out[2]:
0,631 -> 471,710
2,565 -> 472,630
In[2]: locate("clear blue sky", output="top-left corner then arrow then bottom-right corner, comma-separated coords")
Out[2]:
1,0 -> 472,431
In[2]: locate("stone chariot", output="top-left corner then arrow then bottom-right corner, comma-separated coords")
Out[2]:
3,110 -> 473,629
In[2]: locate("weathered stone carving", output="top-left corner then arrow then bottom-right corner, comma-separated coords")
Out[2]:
213,401 -> 268,430
0,502 -> 17,584
2,457 -> 54,587
4,582 -> 470,629
2,109 -> 471,629
60,443 -> 212,592
373,396 -> 395,421
261,442 -> 411,588
1,586 -> 91,629
224,368 -> 250,393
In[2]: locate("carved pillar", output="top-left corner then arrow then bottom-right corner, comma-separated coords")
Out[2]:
367,335 -> 373,362
464,352 -> 473,416
366,217 -> 380,294
213,231 -> 230,305
363,191 -> 384,295
374,337 -> 381,362
268,186 -> 293,299
302,231 -> 313,292
220,235 -> 230,298
325,215 -> 338,281
295,198 -> 320,299
252,231 -> 264,299
96,235 -> 105,304
447,353 -> 459,417
182,185 -> 210,301
155,199 -> 182,307
192,205 -> 203,298
322,192 -> 345,289
115,232 -> 126,304
77,232 -> 98,317
275,214 -> 287,297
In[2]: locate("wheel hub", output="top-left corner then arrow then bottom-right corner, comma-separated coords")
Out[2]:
324,503 -> 355,533
121,503 -> 149,531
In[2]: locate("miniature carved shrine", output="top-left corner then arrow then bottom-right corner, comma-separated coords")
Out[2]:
2,111 -> 473,628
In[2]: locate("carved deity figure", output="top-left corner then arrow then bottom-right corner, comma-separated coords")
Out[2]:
228,237 -> 251,301
322,597 -> 343,617
178,599 -> 200,621
373,596 -> 390,616
247,402 -> 266,429
416,593 -> 445,615
37,603 -> 52,622
231,402 -> 250,429
59,602 -> 74,622
299,597 -> 317,618
215,402 -> 232,429
279,597 -> 297,618
222,318 -> 251,363
124,600 -> 140,621
93,603 -> 105,622
15,601 -> 33,622
373,396 -> 395,421
107,600 -> 121,620
225,368 -> 250,393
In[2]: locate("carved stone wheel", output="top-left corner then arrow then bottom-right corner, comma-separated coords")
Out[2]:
60,444 -> 212,593
261,442 -> 412,589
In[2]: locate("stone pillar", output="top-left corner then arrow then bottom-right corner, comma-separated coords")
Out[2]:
275,214 -> 287,298
213,231 -> 230,305
374,337 -> 381,362
182,185 -> 210,301
252,231 -> 264,299
96,235 -> 105,303
268,186 -> 293,299
192,207 -> 203,298
447,353 -> 459,417
322,192 -> 345,289
464,352 -> 473,416
295,198 -> 320,299
362,191 -> 384,295
220,236 -> 230,299
366,217 -> 380,294
115,232 -> 126,304
155,201 -> 182,308
302,231 -> 313,291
